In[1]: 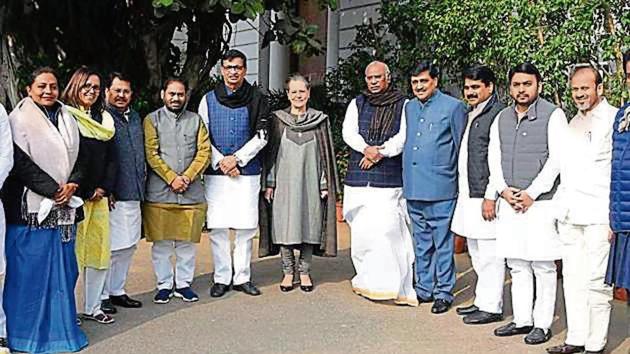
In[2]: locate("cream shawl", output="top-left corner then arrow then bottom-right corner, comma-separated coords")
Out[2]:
9,98 -> 80,215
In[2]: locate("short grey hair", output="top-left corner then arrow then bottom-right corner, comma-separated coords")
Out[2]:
365,61 -> 391,80
284,73 -> 311,90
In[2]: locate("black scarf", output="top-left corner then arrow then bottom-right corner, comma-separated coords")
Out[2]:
362,87 -> 406,142
215,80 -> 269,134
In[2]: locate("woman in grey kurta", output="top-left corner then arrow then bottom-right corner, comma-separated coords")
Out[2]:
261,74 -> 339,292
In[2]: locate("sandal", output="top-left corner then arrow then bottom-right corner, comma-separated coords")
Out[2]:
82,312 -> 115,324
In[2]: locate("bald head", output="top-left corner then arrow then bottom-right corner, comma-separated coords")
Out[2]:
365,61 -> 390,94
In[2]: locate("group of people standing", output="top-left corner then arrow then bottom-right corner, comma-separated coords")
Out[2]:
344,52 -> 630,354
0,49 -> 342,353
0,45 -> 627,353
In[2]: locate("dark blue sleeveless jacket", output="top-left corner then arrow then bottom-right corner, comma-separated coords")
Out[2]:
344,95 -> 404,188
610,103 -> 630,232
205,91 -> 261,176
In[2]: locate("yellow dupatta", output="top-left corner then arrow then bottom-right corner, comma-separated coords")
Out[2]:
66,106 -> 115,141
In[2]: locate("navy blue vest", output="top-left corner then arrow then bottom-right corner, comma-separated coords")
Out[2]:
108,108 -> 146,201
205,91 -> 261,175
344,95 -> 404,188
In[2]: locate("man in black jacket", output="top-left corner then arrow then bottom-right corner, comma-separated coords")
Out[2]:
450,65 -> 506,325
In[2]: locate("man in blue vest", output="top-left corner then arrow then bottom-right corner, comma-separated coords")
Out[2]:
198,50 -> 269,298
343,61 -> 417,306
488,63 -> 567,345
100,73 -> 145,314
404,60 -> 467,314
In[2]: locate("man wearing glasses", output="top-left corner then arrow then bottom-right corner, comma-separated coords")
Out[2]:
198,49 -> 270,298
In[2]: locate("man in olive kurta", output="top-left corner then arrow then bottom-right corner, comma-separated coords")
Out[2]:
143,79 -> 210,304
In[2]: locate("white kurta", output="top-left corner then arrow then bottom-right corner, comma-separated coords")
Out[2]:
198,96 -> 267,229
109,201 -> 141,251
0,104 -> 13,274
554,98 -> 617,225
451,99 -> 496,239
485,107 -> 568,261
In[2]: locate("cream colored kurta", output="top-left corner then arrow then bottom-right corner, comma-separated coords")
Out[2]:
451,99 -> 496,239
485,107 -> 568,261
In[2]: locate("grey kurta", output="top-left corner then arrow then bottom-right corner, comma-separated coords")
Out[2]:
267,115 -> 326,245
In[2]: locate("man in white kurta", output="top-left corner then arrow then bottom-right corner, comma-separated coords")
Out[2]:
546,66 -> 616,354
0,103 -> 13,352
451,66 -> 505,325
342,61 -> 417,306
487,63 -> 568,345
199,50 -> 268,297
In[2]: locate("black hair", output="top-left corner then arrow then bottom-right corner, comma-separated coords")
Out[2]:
162,78 -> 188,92
28,66 -> 58,86
463,65 -> 496,86
107,72 -> 133,90
508,62 -> 542,84
410,60 -> 440,80
222,49 -> 247,68
623,49 -> 630,75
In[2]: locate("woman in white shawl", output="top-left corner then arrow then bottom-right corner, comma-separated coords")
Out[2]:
1,67 -> 88,353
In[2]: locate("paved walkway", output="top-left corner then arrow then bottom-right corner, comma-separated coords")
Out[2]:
78,224 -> 629,354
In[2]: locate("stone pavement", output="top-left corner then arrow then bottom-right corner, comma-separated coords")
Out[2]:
78,223 -> 629,354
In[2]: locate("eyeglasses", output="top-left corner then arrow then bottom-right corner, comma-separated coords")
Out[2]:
222,65 -> 244,72
81,84 -> 101,93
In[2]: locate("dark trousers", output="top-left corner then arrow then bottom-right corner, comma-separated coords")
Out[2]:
407,199 -> 456,302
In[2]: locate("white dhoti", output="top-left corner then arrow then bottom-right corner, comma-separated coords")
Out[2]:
344,185 -> 417,306
103,201 -> 141,298
452,196 -> 505,314
205,175 -> 260,285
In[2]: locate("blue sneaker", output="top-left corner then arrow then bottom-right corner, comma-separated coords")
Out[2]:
174,287 -> 199,302
153,289 -> 172,304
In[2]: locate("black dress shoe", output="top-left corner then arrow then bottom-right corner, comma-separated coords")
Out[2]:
463,311 -> 503,325
233,282 -> 261,296
431,299 -> 452,314
110,294 -> 143,308
210,283 -> 230,298
524,328 -> 552,345
456,304 -> 479,316
417,296 -> 434,303
546,343 -> 585,354
300,284 -> 314,292
494,322 -> 534,337
100,299 -> 117,314
279,284 -> 294,292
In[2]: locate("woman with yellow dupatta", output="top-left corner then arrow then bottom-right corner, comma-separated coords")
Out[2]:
62,66 -> 117,324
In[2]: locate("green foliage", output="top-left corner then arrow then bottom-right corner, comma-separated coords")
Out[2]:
0,0 -> 337,110
329,0 -> 629,112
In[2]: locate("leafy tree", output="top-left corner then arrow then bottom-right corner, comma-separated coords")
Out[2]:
328,0 -> 629,111
0,0 -> 337,111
